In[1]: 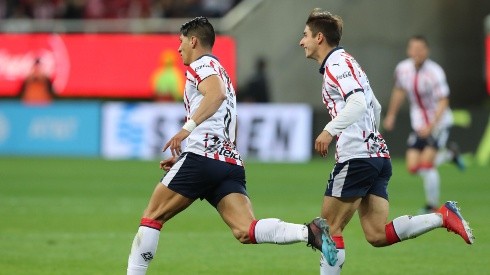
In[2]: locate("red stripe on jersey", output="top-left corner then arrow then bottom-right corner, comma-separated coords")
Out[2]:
345,58 -> 363,89
413,72 -> 430,125
225,157 -> 237,165
187,67 -> 202,84
323,74 -> 338,116
325,67 -> 346,97
214,152 -> 220,160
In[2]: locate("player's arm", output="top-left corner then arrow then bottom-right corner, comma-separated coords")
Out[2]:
163,75 -> 226,156
419,96 -> 449,137
383,87 -> 405,131
316,92 -> 367,157
190,75 -> 227,125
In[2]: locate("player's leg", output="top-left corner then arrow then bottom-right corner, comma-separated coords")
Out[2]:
216,192 -> 338,266
359,194 -> 443,247
418,146 -> 439,212
217,193 -> 310,244
320,196 -> 360,274
127,184 -> 194,275
127,154 -> 198,275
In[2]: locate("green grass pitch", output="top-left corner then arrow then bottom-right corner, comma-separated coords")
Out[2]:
1,156 -> 488,274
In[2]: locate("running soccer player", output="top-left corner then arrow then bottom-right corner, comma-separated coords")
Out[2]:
383,35 -> 465,214
126,17 -> 337,275
299,8 -> 474,274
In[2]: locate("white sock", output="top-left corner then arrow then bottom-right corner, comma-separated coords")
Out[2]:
391,214 -> 443,241
127,226 -> 161,275
253,218 -> 308,244
320,249 -> 345,275
435,149 -> 452,166
418,168 -> 440,207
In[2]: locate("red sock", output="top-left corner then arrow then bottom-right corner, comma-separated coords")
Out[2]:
385,222 -> 401,245
332,235 -> 345,249
248,220 -> 259,244
140,218 -> 163,230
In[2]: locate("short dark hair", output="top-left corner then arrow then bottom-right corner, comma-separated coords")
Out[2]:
180,17 -> 215,48
306,8 -> 343,47
409,35 -> 429,47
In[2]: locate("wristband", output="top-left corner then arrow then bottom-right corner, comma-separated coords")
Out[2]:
182,119 -> 197,132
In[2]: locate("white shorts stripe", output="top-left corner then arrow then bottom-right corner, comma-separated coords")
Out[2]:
161,154 -> 188,187
332,162 -> 349,197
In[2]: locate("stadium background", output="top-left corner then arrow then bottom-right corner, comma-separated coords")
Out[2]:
1,0 -> 490,159
1,1 -> 490,274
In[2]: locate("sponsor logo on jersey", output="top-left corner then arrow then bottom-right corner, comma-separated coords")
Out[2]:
336,71 -> 352,81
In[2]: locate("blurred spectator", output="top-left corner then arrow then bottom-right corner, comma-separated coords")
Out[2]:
18,58 -> 57,105
238,57 -> 271,103
1,0 -> 241,19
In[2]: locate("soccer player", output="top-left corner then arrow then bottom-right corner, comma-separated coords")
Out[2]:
383,35 -> 465,213
299,9 -> 474,274
126,17 -> 337,275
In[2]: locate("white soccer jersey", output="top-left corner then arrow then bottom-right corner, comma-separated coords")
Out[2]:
183,55 -> 242,166
320,47 -> 390,163
394,58 -> 452,132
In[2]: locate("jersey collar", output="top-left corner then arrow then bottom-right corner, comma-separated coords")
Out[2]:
195,54 -> 219,62
319,46 -> 343,74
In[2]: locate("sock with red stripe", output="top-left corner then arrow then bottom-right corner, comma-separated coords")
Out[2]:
320,235 -> 344,275
385,214 -> 443,245
127,218 -> 163,275
249,218 -> 308,244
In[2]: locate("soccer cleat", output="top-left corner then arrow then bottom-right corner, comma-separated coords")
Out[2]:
306,217 -> 338,266
448,142 -> 466,171
437,201 -> 475,244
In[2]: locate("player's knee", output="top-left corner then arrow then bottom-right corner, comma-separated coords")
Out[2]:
365,233 -> 387,247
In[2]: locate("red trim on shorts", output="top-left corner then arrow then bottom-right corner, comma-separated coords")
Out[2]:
332,235 -> 345,249
385,222 -> 400,245
249,220 -> 259,244
140,218 -> 163,230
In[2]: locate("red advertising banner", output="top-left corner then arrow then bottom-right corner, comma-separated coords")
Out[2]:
0,34 -> 236,99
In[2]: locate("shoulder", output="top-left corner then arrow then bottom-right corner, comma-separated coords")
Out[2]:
425,59 -> 445,74
189,56 -> 219,80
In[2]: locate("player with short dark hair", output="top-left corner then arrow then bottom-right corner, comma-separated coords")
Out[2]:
383,35 -> 465,214
126,16 -> 338,275
299,8 -> 474,274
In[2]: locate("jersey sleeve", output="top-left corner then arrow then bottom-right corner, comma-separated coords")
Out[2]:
432,65 -> 450,99
188,59 -> 218,87
326,62 -> 363,100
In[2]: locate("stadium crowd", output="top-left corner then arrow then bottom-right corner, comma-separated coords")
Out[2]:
0,0 -> 241,19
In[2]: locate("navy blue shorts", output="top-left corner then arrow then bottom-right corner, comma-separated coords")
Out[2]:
406,129 -> 449,150
160,152 -> 248,207
325,158 -> 392,200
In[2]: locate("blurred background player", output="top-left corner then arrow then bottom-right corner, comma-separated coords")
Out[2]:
383,35 -> 465,214
126,16 -> 337,275
299,9 -> 474,274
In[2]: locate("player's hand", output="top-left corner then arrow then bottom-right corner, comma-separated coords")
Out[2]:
163,129 -> 190,157
418,125 -> 433,138
160,157 -> 177,172
315,130 -> 333,157
383,115 -> 395,131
